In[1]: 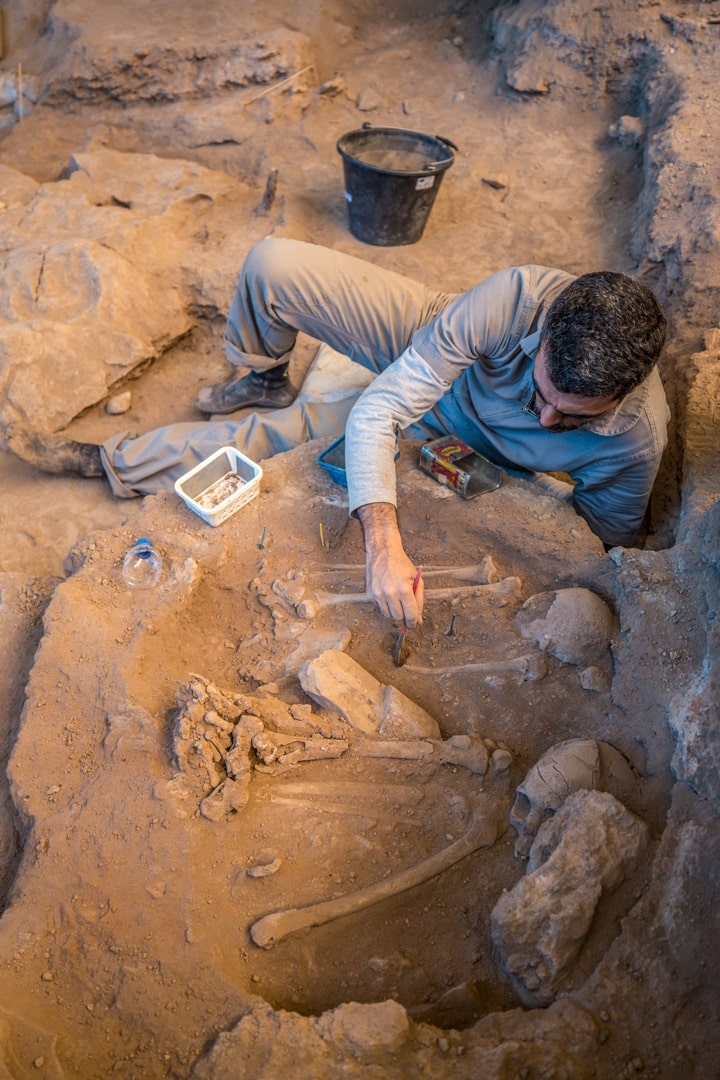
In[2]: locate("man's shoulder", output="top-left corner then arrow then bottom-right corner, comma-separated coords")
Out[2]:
588,368 -> 669,450
470,265 -> 575,315
485,264 -> 575,289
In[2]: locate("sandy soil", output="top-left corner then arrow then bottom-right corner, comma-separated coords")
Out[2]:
0,1 -> 719,1078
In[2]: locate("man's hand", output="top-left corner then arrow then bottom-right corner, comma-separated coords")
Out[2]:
356,503 -> 424,627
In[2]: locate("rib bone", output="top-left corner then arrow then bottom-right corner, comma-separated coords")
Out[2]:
250,797 -> 497,949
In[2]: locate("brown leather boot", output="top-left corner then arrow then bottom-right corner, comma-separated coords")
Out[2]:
195,362 -> 297,415
6,424 -> 104,477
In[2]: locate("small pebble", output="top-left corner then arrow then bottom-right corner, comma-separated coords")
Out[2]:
491,748 -> 513,774
580,665 -> 610,692
482,173 -> 509,190
106,390 -> 132,415
356,88 -> 382,111
247,857 -> 281,878
319,78 -> 346,97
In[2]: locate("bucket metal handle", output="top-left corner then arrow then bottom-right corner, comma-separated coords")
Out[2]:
359,122 -> 459,152
357,122 -> 457,172
425,135 -> 459,172
435,135 -> 460,153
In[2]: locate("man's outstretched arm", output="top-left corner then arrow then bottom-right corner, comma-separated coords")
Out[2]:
356,503 -> 424,627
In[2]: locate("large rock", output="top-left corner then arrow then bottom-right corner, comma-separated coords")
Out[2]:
491,789 -> 648,1001
0,148 -> 257,430
0,164 -> 39,205
299,650 -> 441,740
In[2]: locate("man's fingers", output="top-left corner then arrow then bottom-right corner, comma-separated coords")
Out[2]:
414,574 -> 424,623
397,570 -> 423,628
373,583 -> 417,625
363,538 -> 423,625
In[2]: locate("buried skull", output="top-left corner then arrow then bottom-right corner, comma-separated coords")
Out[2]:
509,737 -> 638,859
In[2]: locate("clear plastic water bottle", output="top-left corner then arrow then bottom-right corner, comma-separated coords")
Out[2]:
121,538 -> 163,589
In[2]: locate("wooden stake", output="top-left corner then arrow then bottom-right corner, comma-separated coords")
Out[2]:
243,64 -> 316,108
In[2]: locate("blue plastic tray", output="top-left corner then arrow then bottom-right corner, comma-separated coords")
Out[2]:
317,436 -> 347,487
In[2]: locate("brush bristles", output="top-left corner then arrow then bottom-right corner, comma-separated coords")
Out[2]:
392,626 -> 411,667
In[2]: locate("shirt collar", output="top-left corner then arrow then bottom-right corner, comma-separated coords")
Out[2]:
520,331 -> 654,437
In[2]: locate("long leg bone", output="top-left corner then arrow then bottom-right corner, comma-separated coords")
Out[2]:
250,798 -> 497,949
405,653 -> 547,681
309,556 -> 499,586
297,576 -> 521,620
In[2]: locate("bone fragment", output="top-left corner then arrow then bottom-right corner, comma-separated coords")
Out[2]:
355,740 -> 435,761
247,857 -> 281,878
204,710 -> 235,734
420,577 -> 521,603
251,729 -> 349,767
255,780 -> 425,806
406,653 -> 547,682
199,778 -> 249,821
255,797 -> 423,825
267,740 -> 350,768
437,734 -> 489,775
297,576 -> 521,619
250,798 -> 497,948
355,736 -> 489,775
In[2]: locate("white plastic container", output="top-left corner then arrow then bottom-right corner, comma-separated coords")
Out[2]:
174,446 -> 262,526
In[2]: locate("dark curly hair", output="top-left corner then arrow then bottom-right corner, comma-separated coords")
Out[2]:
539,272 -> 666,399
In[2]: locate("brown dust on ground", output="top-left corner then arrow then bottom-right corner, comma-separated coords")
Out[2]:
0,1 -> 718,1077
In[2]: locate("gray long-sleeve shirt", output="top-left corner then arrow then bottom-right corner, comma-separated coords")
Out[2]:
345,264 -> 669,547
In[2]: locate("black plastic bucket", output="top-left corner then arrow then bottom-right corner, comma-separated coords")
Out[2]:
336,125 -> 457,246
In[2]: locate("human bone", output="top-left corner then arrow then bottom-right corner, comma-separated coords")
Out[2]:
294,577 -> 522,620
250,793 -> 498,949
515,587 -> 617,665
310,557 -> 500,586
406,652 -> 547,682
509,738 -> 638,858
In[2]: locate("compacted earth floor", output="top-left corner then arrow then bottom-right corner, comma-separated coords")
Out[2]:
0,1 -> 718,1078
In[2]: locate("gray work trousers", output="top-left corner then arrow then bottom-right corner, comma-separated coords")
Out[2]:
100,238 -> 455,497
